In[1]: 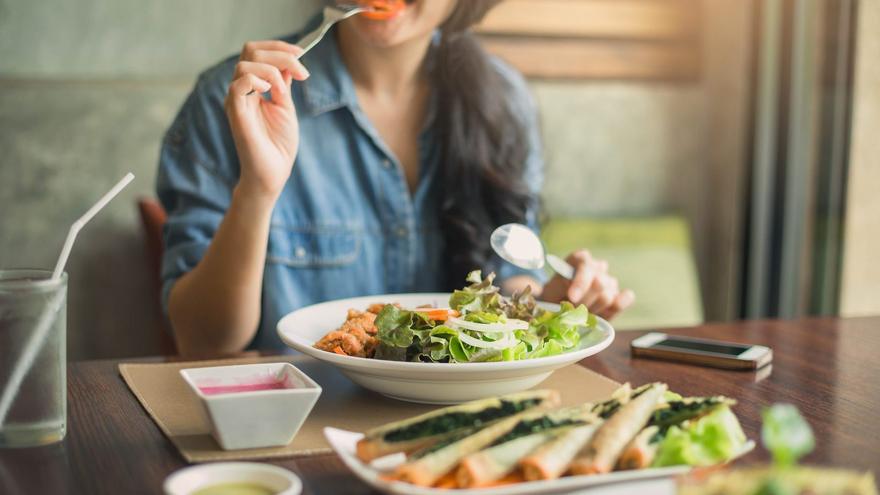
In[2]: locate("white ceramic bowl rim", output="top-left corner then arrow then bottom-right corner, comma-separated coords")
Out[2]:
179,362 -> 322,400
163,462 -> 302,495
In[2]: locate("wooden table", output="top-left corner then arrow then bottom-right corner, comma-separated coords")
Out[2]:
1,317 -> 878,494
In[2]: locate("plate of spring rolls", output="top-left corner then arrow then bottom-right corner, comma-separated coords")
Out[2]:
324,384 -> 755,494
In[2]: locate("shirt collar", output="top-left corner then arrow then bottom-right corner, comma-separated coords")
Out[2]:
291,18 -> 441,118
296,23 -> 359,117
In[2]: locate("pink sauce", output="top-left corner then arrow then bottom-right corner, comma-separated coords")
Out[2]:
198,380 -> 293,396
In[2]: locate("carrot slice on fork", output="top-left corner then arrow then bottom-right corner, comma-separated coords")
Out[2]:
359,0 -> 406,20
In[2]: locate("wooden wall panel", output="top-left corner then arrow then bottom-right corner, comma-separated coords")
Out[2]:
477,0 -> 702,81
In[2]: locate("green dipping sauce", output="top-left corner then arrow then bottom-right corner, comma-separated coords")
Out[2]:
190,483 -> 276,495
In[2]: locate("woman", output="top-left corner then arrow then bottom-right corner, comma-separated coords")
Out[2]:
157,0 -> 634,356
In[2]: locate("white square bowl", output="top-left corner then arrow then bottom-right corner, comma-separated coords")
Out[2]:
180,362 -> 321,450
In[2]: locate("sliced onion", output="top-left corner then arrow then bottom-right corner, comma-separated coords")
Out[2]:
448,317 -> 528,333
457,331 -> 517,349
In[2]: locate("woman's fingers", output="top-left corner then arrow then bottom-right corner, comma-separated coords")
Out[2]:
250,49 -> 310,81
599,290 -> 636,321
227,73 -> 271,102
591,278 -> 618,314
233,61 -> 291,107
583,273 -> 615,309
232,40 -> 308,104
543,248 -> 634,319
565,250 -> 595,302
241,40 -> 304,58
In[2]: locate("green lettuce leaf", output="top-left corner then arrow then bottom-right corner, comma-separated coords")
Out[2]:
463,311 -> 505,324
374,305 -> 436,361
373,342 -> 408,361
524,302 -> 588,356
448,271 -> 503,315
653,406 -> 747,467
449,335 -> 469,362
500,285 -> 541,321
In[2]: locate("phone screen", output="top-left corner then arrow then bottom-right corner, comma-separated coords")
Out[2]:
652,338 -> 750,356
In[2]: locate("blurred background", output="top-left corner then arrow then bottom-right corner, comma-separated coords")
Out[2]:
0,0 -> 876,361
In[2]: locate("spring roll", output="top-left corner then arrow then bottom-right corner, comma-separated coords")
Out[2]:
519,423 -> 601,481
616,425 -> 660,470
456,428 -> 565,488
395,401 -> 581,487
569,383 -> 668,475
393,410 -> 534,486
356,389 -> 559,462
456,405 -> 599,487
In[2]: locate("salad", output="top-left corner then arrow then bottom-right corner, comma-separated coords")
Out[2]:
312,271 -> 598,363
373,271 -> 597,363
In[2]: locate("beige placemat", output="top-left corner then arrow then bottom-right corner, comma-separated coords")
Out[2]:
119,355 -> 620,463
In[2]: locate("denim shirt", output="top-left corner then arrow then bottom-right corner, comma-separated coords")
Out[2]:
156,26 -> 545,350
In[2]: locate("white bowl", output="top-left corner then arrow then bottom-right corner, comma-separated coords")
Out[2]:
276,293 -> 614,404
163,462 -> 302,495
180,363 -> 321,450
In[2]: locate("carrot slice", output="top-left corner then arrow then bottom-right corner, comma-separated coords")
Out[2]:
359,0 -> 405,20
416,308 -> 460,322
332,346 -> 346,356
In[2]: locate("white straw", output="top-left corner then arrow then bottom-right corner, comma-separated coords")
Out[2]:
0,173 -> 135,428
52,173 -> 135,280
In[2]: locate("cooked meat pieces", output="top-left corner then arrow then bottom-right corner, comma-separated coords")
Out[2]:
314,331 -> 366,356
346,309 -> 379,335
314,306 -> 383,357
366,303 -> 389,315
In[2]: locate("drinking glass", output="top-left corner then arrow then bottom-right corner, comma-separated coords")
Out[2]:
0,269 -> 67,448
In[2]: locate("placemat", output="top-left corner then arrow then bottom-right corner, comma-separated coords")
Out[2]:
119,355 -> 620,463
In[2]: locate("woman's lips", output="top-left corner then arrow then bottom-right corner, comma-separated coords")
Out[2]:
359,0 -> 407,20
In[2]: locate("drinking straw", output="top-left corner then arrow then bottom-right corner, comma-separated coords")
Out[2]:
0,173 -> 134,428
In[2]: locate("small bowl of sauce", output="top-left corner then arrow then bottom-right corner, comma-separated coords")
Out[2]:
191,483 -> 274,495
180,362 -> 321,450
164,462 -> 301,495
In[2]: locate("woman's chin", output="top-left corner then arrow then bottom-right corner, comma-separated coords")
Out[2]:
350,17 -> 409,47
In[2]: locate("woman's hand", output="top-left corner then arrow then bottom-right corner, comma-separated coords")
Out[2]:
540,250 -> 635,321
225,40 -> 310,202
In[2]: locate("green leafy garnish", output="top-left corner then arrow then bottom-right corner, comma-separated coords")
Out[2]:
761,404 -> 815,467
653,406 -> 748,467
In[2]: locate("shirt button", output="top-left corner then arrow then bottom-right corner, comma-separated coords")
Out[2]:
396,227 -> 408,238
382,159 -> 393,169
294,246 -> 307,258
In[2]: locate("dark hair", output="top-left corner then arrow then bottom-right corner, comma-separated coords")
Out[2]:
433,0 -> 536,289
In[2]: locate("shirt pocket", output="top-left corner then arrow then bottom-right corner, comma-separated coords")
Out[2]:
267,223 -> 362,268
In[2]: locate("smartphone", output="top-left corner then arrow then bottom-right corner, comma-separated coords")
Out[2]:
630,332 -> 772,370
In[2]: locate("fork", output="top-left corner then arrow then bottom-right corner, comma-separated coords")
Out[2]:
246,4 -> 372,95
298,3 -> 372,53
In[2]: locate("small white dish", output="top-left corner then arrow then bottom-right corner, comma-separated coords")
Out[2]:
276,293 -> 615,404
163,462 -> 302,495
180,363 -> 321,450
323,427 -> 756,495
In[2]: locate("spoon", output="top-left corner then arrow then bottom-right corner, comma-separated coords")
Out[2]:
490,223 -> 575,280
